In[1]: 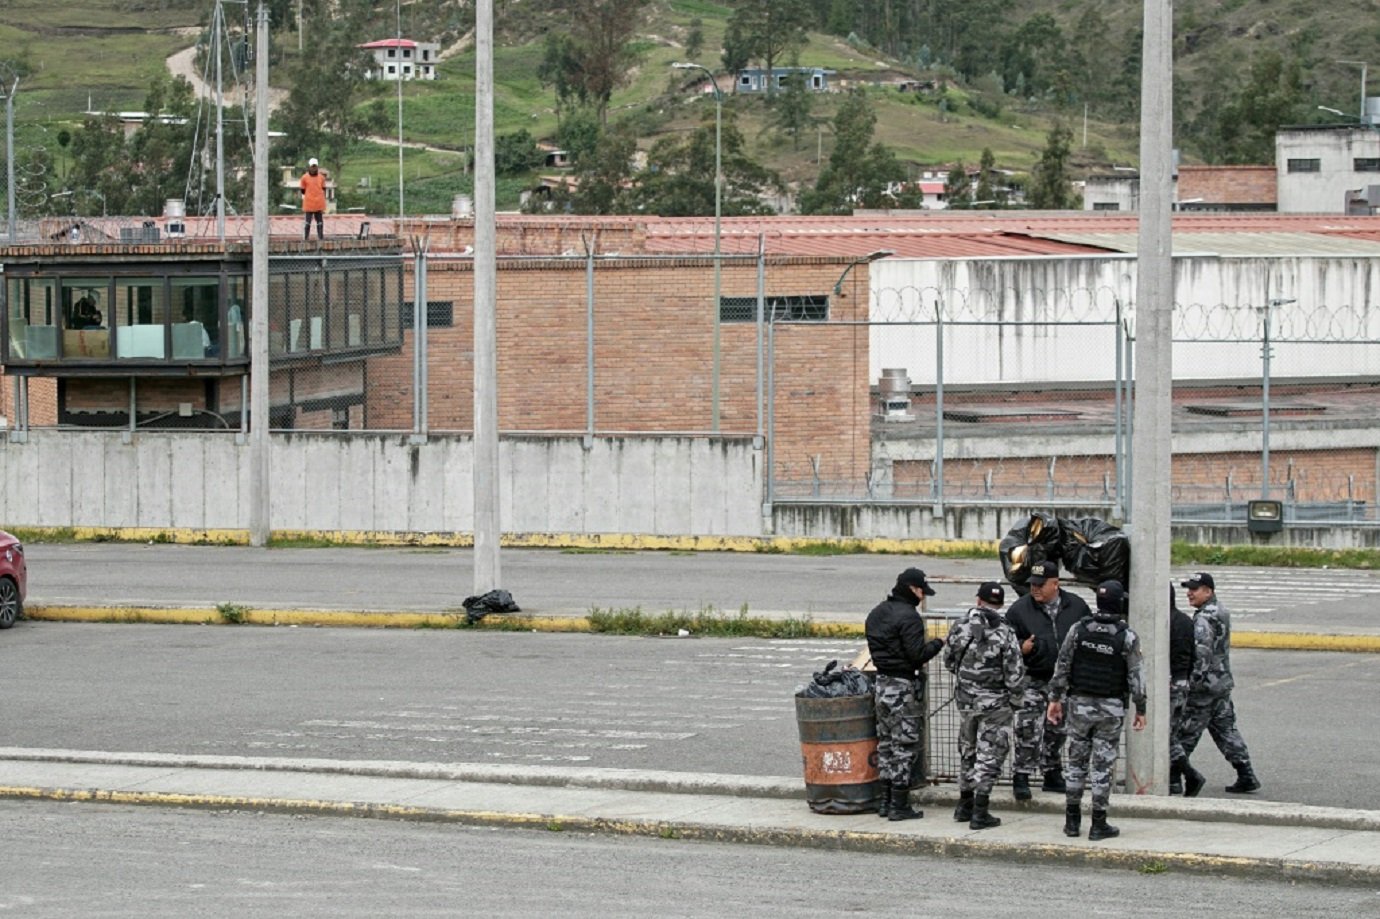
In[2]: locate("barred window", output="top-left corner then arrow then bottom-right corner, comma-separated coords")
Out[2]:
719,294 -> 828,323
1287,158 -> 1321,173
401,300 -> 454,329
1355,158 -> 1380,172
1092,202 -> 1120,211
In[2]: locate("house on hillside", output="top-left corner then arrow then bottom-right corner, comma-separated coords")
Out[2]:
359,38 -> 440,81
735,67 -> 834,94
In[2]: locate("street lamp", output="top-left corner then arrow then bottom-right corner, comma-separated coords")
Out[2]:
1338,60 -> 1369,123
672,61 -> 723,432
1318,105 -> 1351,120
1261,297 -> 1296,500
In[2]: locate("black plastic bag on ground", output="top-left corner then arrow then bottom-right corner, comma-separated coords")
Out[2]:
1058,516 -> 1131,588
998,511 -> 1063,596
795,659 -> 872,699
462,589 -> 521,624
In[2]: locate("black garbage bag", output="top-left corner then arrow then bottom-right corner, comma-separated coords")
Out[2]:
462,589 -> 522,624
1058,517 -> 1131,588
795,659 -> 872,699
998,511 -> 1063,596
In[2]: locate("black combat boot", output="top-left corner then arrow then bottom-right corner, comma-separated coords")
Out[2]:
968,793 -> 1001,830
1041,768 -> 1067,793
1225,761 -> 1261,794
1169,761 -> 1183,795
876,783 -> 892,818
888,782 -> 923,821
1179,758 -> 1205,798
953,790 -> 974,823
1012,772 -> 1032,801
1087,809 -> 1119,841
1063,803 -> 1081,837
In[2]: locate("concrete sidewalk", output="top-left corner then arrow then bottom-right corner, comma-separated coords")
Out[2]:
2,750 -> 1377,885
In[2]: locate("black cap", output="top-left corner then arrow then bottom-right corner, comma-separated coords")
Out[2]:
1180,572 -> 1215,590
1028,560 -> 1060,585
1096,580 -> 1126,613
896,567 -> 936,596
977,581 -> 1005,606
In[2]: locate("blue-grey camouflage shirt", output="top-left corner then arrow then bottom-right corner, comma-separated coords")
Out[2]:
1049,616 -> 1147,716
1189,598 -> 1234,696
944,606 -> 1025,710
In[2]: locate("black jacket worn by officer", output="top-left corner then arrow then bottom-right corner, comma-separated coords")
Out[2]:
866,570 -> 945,678
1005,580 -> 1091,682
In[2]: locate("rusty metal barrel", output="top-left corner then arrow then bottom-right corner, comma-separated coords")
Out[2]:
795,692 -> 881,814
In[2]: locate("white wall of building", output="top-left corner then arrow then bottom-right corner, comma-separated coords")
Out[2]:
0,432 -> 764,537
1276,127 -> 1380,213
871,254 -> 1380,386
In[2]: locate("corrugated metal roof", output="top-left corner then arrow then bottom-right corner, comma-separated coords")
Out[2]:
1032,230 -> 1380,257
641,228 -> 1106,258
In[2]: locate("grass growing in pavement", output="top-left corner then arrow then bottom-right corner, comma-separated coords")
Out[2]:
588,605 -> 818,638
1170,541 -> 1380,570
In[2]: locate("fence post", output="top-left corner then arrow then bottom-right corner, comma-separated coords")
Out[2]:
764,317 -> 775,520
584,232 -> 596,449
934,297 -> 945,514
1113,299 -> 1124,522
755,233 -> 765,448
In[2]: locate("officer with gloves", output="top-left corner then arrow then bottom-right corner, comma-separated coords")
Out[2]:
865,567 -> 946,821
1004,560 -> 1090,800
945,582 -> 1024,831
1047,580 -> 1146,841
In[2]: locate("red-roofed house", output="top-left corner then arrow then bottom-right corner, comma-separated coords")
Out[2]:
359,38 -> 440,81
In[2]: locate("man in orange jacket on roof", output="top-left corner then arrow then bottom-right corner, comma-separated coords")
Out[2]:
300,157 -> 327,241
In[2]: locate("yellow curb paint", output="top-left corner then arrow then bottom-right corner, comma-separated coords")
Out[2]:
1231,631 -> 1380,653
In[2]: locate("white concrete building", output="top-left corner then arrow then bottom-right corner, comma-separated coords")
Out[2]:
359,38 -> 439,81
1276,125 -> 1380,214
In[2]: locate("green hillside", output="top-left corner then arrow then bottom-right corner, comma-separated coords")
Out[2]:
0,0 -> 1370,214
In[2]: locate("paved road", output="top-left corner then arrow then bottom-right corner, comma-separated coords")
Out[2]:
3,624 -> 1377,810
23,543 -> 1380,631
2,800 -> 1371,917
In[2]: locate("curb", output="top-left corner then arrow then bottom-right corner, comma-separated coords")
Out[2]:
21,604 -> 1380,652
0,783 -> 1373,887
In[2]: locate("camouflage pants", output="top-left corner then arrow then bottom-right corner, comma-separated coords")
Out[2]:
1168,679 -> 1190,763
1179,692 -> 1251,766
874,675 -> 923,786
957,704 -> 1012,795
1064,695 -> 1125,811
1012,678 -> 1065,775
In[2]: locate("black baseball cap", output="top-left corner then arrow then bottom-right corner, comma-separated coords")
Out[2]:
1180,572 -> 1215,590
896,567 -> 937,596
1028,560 -> 1060,585
977,581 -> 1005,606
1096,580 -> 1126,613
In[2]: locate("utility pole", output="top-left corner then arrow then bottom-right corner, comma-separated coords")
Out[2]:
1126,0 -> 1173,797
215,0 -> 226,239
249,1 -> 271,547
396,0 -> 405,219
473,0 -> 501,596
1339,60 -> 1369,123
3,70 -> 18,244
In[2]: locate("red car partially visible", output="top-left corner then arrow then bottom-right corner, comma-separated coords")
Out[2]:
0,531 -> 26,629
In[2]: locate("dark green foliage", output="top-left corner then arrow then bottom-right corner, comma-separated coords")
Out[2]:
727,0 -> 811,97
637,110 -> 780,216
1028,123 -> 1077,210
944,163 -> 971,208
685,18 -> 704,58
495,129 -> 543,175
799,88 -> 910,214
534,0 -> 650,123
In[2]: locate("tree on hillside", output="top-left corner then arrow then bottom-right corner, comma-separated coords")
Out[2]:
538,0 -> 650,125
799,88 -> 909,214
1028,123 -> 1077,210
728,0 -> 811,98
275,4 -> 385,175
637,111 -> 778,216
945,163 -> 972,208
685,18 -> 704,58
975,147 -> 1002,206
771,57 -> 813,149
720,22 -> 752,82
569,127 -> 637,214
1191,51 -> 1307,164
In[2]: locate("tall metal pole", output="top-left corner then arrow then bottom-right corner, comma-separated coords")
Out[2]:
585,233 -> 596,447
755,232 -> 765,448
249,2 -> 271,547
473,0 -> 501,594
1339,61 -> 1368,123
1113,299 -> 1124,522
215,1 -> 226,239
1261,298 -> 1272,500
1126,0 -> 1173,797
5,74 -> 17,244
396,0 -> 405,218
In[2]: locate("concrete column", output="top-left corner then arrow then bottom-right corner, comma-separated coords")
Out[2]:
248,2 -> 271,547
1127,0 -> 1174,796
472,0 -> 501,593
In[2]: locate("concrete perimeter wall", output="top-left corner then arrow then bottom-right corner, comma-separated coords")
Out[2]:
0,431 -> 765,537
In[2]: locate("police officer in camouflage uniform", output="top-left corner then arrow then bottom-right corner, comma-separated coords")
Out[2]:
1178,572 -> 1261,794
1047,580 -> 1146,841
1004,560 -> 1090,800
1168,585 -> 1205,796
865,567 -> 946,821
944,581 -> 1024,831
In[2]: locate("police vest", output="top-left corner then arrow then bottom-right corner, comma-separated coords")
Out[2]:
1068,620 -> 1129,698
